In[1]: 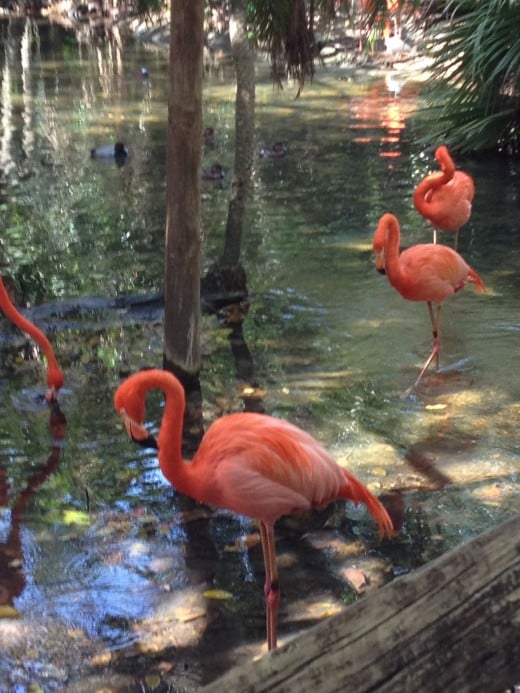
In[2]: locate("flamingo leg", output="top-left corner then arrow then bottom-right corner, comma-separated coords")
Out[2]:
259,521 -> 279,651
453,230 -> 459,251
417,302 -> 442,380
402,303 -> 442,397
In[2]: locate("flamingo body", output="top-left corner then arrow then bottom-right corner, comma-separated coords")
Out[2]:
0,277 -> 64,399
413,146 -> 474,245
373,213 -> 484,392
114,369 -> 393,649
184,412 -> 389,528
373,213 -> 484,301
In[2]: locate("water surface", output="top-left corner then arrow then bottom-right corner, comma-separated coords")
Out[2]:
0,17 -> 518,691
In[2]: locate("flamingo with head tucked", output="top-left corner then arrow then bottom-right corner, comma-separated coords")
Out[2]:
373,213 -> 485,395
0,277 -> 64,400
114,368 -> 394,651
413,145 -> 475,249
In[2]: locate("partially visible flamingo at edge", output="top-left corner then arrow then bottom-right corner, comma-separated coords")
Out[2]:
373,212 -> 485,396
413,145 -> 475,249
114,368 -> 394,651
0,276 -> 64,401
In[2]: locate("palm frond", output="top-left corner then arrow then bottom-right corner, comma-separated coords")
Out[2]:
419,0 -> 520,153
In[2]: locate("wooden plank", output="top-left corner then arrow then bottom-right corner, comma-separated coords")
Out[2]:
201,513 -> 520,692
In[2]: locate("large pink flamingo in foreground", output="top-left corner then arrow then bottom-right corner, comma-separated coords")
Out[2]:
114,369 -> 394,651
413,145 -> 475,249
373,213 -> 485,395
0,277 -> 64,400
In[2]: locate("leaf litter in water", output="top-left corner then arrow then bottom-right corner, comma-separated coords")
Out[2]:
224,533 -> 261,552
203,589 -> 234,601
0,605 -> 21,618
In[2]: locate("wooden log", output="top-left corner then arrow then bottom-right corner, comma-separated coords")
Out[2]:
201,513 -> 520,692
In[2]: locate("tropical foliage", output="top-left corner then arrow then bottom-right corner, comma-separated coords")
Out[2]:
421,0 -> 520,153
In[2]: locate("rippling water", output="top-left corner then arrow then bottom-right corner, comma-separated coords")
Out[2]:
0,17 -> 518,690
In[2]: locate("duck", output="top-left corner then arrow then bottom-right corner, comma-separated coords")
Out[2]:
90,142 -> 128,161
259,142 -> 288,158
201,163 -> 225,180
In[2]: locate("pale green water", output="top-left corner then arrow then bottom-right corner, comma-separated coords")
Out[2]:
0,16 -> 518,690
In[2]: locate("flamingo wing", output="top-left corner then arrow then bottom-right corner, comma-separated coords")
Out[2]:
394,245 -> 473,303
426,174 -> 474,231
194,413 -> 347,525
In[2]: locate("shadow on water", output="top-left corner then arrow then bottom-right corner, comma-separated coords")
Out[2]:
0,14 -> 519,691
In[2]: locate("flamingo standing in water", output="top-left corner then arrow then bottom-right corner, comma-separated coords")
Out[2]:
114,369 -> 393,651
413,145 -> 475,249
373,213 -> 485,395
0,277 -> 64,400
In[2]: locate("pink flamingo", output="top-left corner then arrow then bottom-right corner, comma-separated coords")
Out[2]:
373,213 -> 485,394
413,145 -> 475,249
114,369 -> 394,651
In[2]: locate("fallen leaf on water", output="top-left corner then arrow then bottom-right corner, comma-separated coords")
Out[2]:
342,566 -> 369,594
371,466 -> 388,477
177,606 -> 207,622
62,509 -> 90,526
0,605 -> 21,619
157,661 -> 176,673
203,589 -> 233,601
181,507 -> 213,523
224,533 -> 261,552
90,651 -> 112,666
144,674 -> 162,690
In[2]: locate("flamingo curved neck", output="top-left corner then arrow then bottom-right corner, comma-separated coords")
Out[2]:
380,214 -> 410,290
435,146 -> 455,178
0,278 -> 63,389
144,371 -> 198,497
414,146 -> 455,214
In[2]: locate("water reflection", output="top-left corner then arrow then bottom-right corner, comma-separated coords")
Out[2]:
0,400 -> 66,610
0,16 -> 518,690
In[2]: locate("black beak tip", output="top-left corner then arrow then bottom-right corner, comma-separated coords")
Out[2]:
131,433 -> 159,450
377,268 -> 387,275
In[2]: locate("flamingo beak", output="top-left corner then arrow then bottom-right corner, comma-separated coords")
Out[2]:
119,410 -> 158,450
375,249 -> 387,275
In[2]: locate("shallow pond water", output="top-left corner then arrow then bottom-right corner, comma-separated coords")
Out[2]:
0,16 -> 519,691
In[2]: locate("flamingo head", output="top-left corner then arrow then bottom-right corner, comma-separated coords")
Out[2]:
114,377 -> 158,449
374,248 -> 386,274
433,145 -> 456,180
45,364 -> 65,403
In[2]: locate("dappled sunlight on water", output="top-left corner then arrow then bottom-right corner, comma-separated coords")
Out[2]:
0,16 -> 518,691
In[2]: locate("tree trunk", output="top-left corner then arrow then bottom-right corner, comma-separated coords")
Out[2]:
163,0 -> 204,385
220,0 -> 255,266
